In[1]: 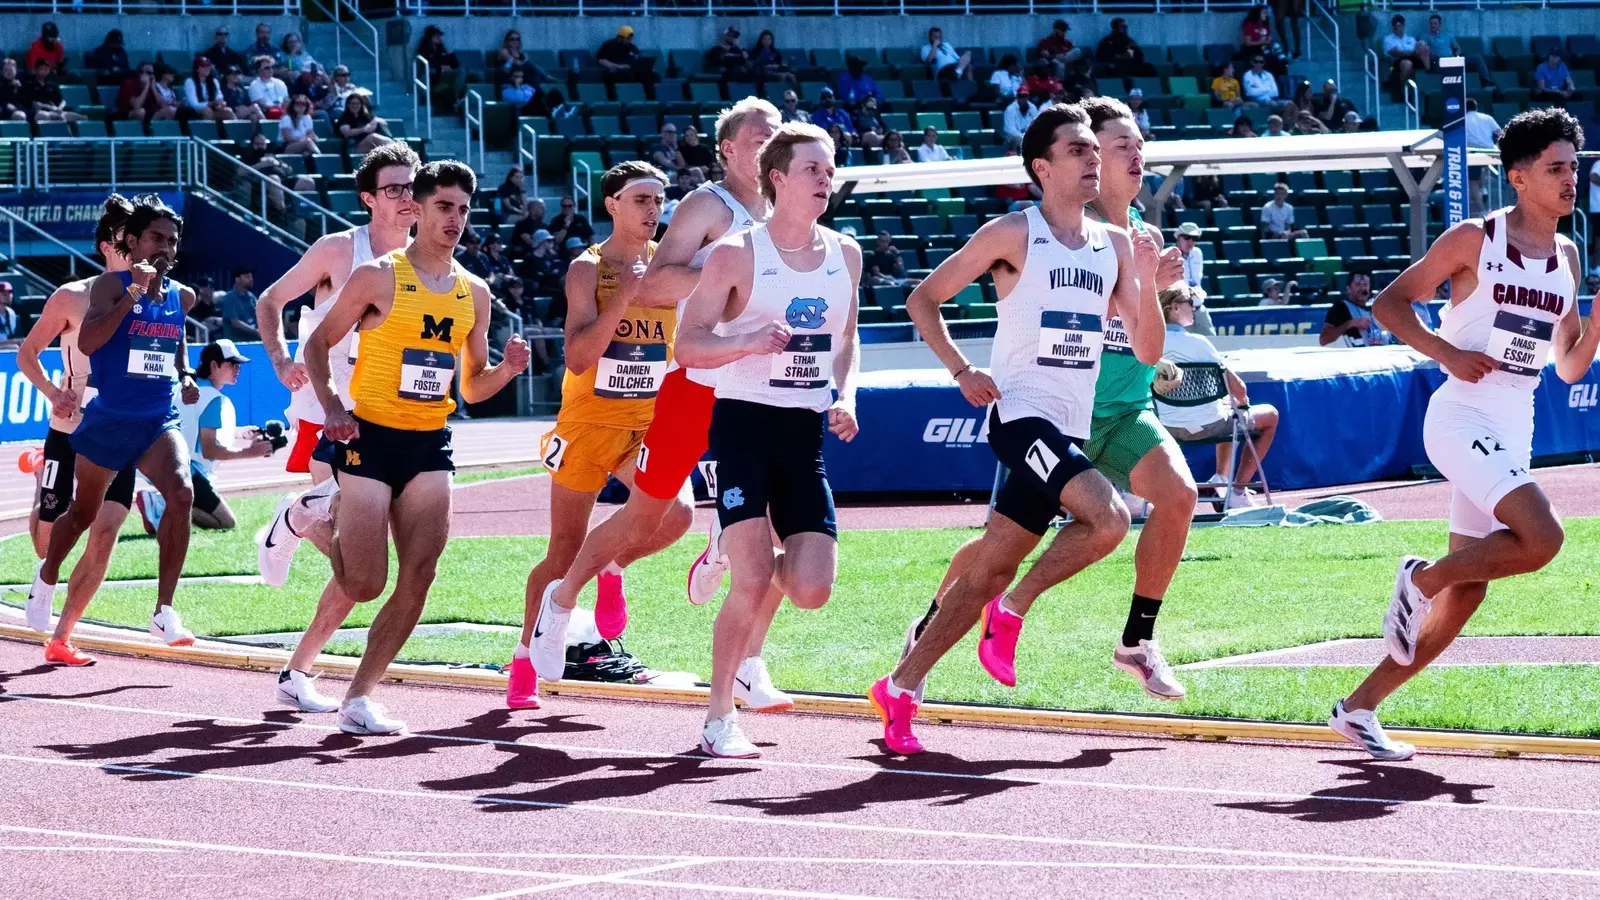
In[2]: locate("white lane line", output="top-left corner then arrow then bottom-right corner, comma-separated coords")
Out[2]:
466,868 -> 898,900
0,753 -> 1594,881
1177,639 -> 1368,670
0,845 -> 180,853
4,692 -> 1595,821
460,861 -> 715,900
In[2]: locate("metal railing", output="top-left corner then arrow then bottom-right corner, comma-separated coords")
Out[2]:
1364,49 -> 1382,131
306,0 -> 382,108
0,206 -> 102,287
1404,79 -> 1420,130
464,88 -> 487,176
1576,208 -> 1589,281
382,0 -> 1536,14
0,0 -> 292,11
190,137 -> 356,251
31,136 -> 193,193
413,55 -> 434,144
571,154 -> 592,224
517,120 -> 540,196
1304,0 -> 1340,93
185,315 -> 210,345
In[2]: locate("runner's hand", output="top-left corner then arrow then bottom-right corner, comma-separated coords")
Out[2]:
1443,347 -> 1497,383
501,334 -> 532,373
1155,246 -> 1184,291
47,386 -> 77,420
615,259 -> 646,304
954,367 -> 1000,407
323,407 -> 360,442
827,403 -> 859,442
130,262 -> 159,293
275,359 -> 310,391
180,378 -> 200,405
1131,229 -> 1160,278
744,321 -> 792,355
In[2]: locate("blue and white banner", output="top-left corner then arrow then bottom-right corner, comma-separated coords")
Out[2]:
0,191 -> 185,242
1440,56 -> 1469,231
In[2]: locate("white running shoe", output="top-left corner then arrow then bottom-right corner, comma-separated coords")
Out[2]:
1113,639 -> 1188,700
149,606 -> 195,646
700,712 -> 760,758
733,657 -> 793,712
256,494 -> 302,588
293,477 -> 340,526
1329,700 -> 1415,761
532,580 -> 573,682
25,562 -> 57,633
1226,487 -> 1256,510
899,616 -> 927,704
276,669 -> 339,713
136,489 -> 166,533
339,695 -> 405,735
1384,556 -> 1433,666
687,514 -> 729,606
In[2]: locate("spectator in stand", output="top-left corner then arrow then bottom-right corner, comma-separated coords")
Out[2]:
238,132 -> 314,214
0,59 -> 26,121
279,94 -> 319,155
564,235 -> 587,264
201,25 -> 247,76
1095,17 -> 1146,80
23,58 -> 81,123
707,158 -> 726,183
1272,0 -> 1304,59
1240,6 -> 1272,57
482,233 -> 513,287
1186,174 -> 1229,209
336,92 -> 390,154
1310,79 -> 1354,130
1382,15 -> 1429,89
810,87 -> 856,145
455,229 -> 491,279
1242,55 -> 1278,105
417,25 -> 459,81
1261,113 -> 1287,137
218,268 -> 260,341
915,126 -> 951,163
1292,109 -> 1329,135
836,56 -> 882,108
510,198 -> 547,257
681,125 -> 714,169
517,228 -> 564,296
1212,61 -> 1243,109
1258,183 -> 1306,238
666,167 -> 696,202
324,65 -> 361,118
990,55 -> 1023,100
500,66 -> 536,108
1229,115 -> 1257,137
1586,272 -> 1600,298
1126,88 -> 1152,140
750,30 -> 794,84
0,281 -> 17,347
597,25 -> 654,86
278,33 -> 316,78
1321,273 -> 1382,347
869,231 -> 921,288
881,129 -> 911,164
1023,60 -> 1062,100
151,66 -> 182,118
1340,110 -> 1363,132
1260,277 -> 1294,305
549,196 -> 593,248
183,58 -> 230,121
822,123 -> 851,166
26,22 -> 64,75
1002,87 -> 1038,150
708,27 -> 750,82
287,64 -> 331,116
189,276 -> 221,334
1156,284 -> 1279,508
119,63 -> 166,122
495,29 -> 545,90
1036,19 -> 1082,80
221,66 -> 263,120
1174,222 -> 1205,292
649,123 -> 686,176
248,55 -> 289,117
780,89 -> 809,123
248,23 -> 276,61
1465,98 -> 1503,217
921,27 -> 973,82
1423,14 -> 1494,87
1534,51 -> 1579,102
88,29 -> 130,86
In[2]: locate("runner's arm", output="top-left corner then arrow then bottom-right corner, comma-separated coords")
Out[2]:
461,274 -> 529,403
638,191 -> 720,308
833,238 -> 864,410
176,284 -> 198,401
15,286 -> 79,410
1373,221 -> 1489,371
1110,227 -> 1161,365
561,255 -> 629,375
78,271 -> 142,355
1553,239 -> 1600,383
307,261 -> 384,417
674,238 -> 776,368
906,213 -> 1024,378
256,233 -> 345,384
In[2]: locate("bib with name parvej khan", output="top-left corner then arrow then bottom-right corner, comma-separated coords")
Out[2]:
558,241 -> 675,430
1089,205 -> 1154,417
348,249 -> 476,431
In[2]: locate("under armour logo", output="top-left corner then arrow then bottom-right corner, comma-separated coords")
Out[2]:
1486,262 -> 1504,272
722,486 -> 745,509
344,449 -> 361,466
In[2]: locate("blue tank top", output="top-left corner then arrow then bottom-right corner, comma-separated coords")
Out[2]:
87,271 -> 184,419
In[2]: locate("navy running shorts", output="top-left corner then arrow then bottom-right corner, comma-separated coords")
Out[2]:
708,398 -> 837,540
988,406 -> 1097,536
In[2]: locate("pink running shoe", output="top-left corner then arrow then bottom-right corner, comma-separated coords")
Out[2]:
595,566 -> 628,641
868,676 -> 924,755
976,596 -> 1023,687
506,655 -> 541,710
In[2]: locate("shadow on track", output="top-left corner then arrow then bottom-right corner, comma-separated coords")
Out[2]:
38,711 -> 348,779
1216,759 -> 1493,822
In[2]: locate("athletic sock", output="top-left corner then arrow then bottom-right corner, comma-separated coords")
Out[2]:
513,641 -> 531,660
885,677 -> 915,699
602,561 -> 623,577
996,596 -> 1024,619
1121,594 -> 1163,648
914,598 -> 940,640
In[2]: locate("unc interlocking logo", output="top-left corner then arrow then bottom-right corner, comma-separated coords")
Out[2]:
721,486 -> 745,510
785,297 -> 828,329
344,449 -> 361,467
1486,262 -> 1504,272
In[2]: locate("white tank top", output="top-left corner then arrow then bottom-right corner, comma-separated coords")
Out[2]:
713,224 -> 851,413
1436,210 -> 1574,401
178,382 -> 233,477
990,206 -> 1119,440
47,278 -> 95,434
286,225 -> 373,423
676,182 -> 763,388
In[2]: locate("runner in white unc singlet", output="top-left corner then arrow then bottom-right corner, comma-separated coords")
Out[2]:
285,224 -> 373,424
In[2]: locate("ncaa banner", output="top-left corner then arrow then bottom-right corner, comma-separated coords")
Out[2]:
1440,57 -> 1468,230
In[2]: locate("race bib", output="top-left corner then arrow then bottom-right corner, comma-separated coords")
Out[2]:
1486,310 -> 1552,377
769,333 -> 833,389
1036,310 -> 1103,369
397,347 -> 455,401
126,336 -> 179,380
1102,315 -> 1133,356
595,341 -> 667,399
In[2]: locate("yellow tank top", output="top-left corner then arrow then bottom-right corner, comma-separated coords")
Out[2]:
557,242 -> 675,430
349,249 -> 476,431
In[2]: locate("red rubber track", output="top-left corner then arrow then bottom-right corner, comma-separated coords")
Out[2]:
4,639 -> 1600,899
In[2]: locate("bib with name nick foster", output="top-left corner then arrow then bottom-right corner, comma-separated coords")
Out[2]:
1487,310 -> 1553,377
1036,310 -> 1103,369
596,340 -> 668,399
398,348 -> 455,401
769,332 -> 832,389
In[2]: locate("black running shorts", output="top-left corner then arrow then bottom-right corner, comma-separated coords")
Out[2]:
331,416 -> 454,495
708,398 -> 837,540
36,427 -> 136,522
988,407 -> 1096,536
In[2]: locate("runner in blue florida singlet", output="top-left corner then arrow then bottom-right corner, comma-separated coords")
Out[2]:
72,269 -> 188,471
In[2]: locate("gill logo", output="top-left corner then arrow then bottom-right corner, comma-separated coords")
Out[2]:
1570,383 -> 1598,410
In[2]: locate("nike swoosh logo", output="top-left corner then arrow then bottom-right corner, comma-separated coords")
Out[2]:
1092,245 -> 1106,252
263,511 -> 283,548
735,677 -> 752,691
456,293 -> 469,300
827,268 -> 842,275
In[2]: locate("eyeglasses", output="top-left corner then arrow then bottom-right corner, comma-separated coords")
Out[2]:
561,202 -> 574,208
378,183 -> 414,199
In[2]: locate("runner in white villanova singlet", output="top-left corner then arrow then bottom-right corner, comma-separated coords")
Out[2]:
282,224 -> 371,432
1332,108 -> 1600,761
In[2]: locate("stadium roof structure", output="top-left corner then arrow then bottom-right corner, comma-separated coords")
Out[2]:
832,129 -> 1501,260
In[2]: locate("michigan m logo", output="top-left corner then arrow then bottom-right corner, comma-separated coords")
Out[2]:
344,449 -> 362,467
420,315 -> 455,342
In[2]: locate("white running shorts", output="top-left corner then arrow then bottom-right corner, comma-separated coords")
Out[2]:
1422,392 -> 1536,539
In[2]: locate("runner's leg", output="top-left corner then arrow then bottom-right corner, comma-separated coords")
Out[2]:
345,471 -> 451,700
708,517 -> 779,721
519,481 -> 600,639
1125,440 -> 1198,603
1409,484 -> 1563,598
39,458 -> 116,585
55,501 -> 133,641
547,491 -> 674,610
1005,469 -> 1130,615
135,429 -> 194,612
328,473 -> 394,604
